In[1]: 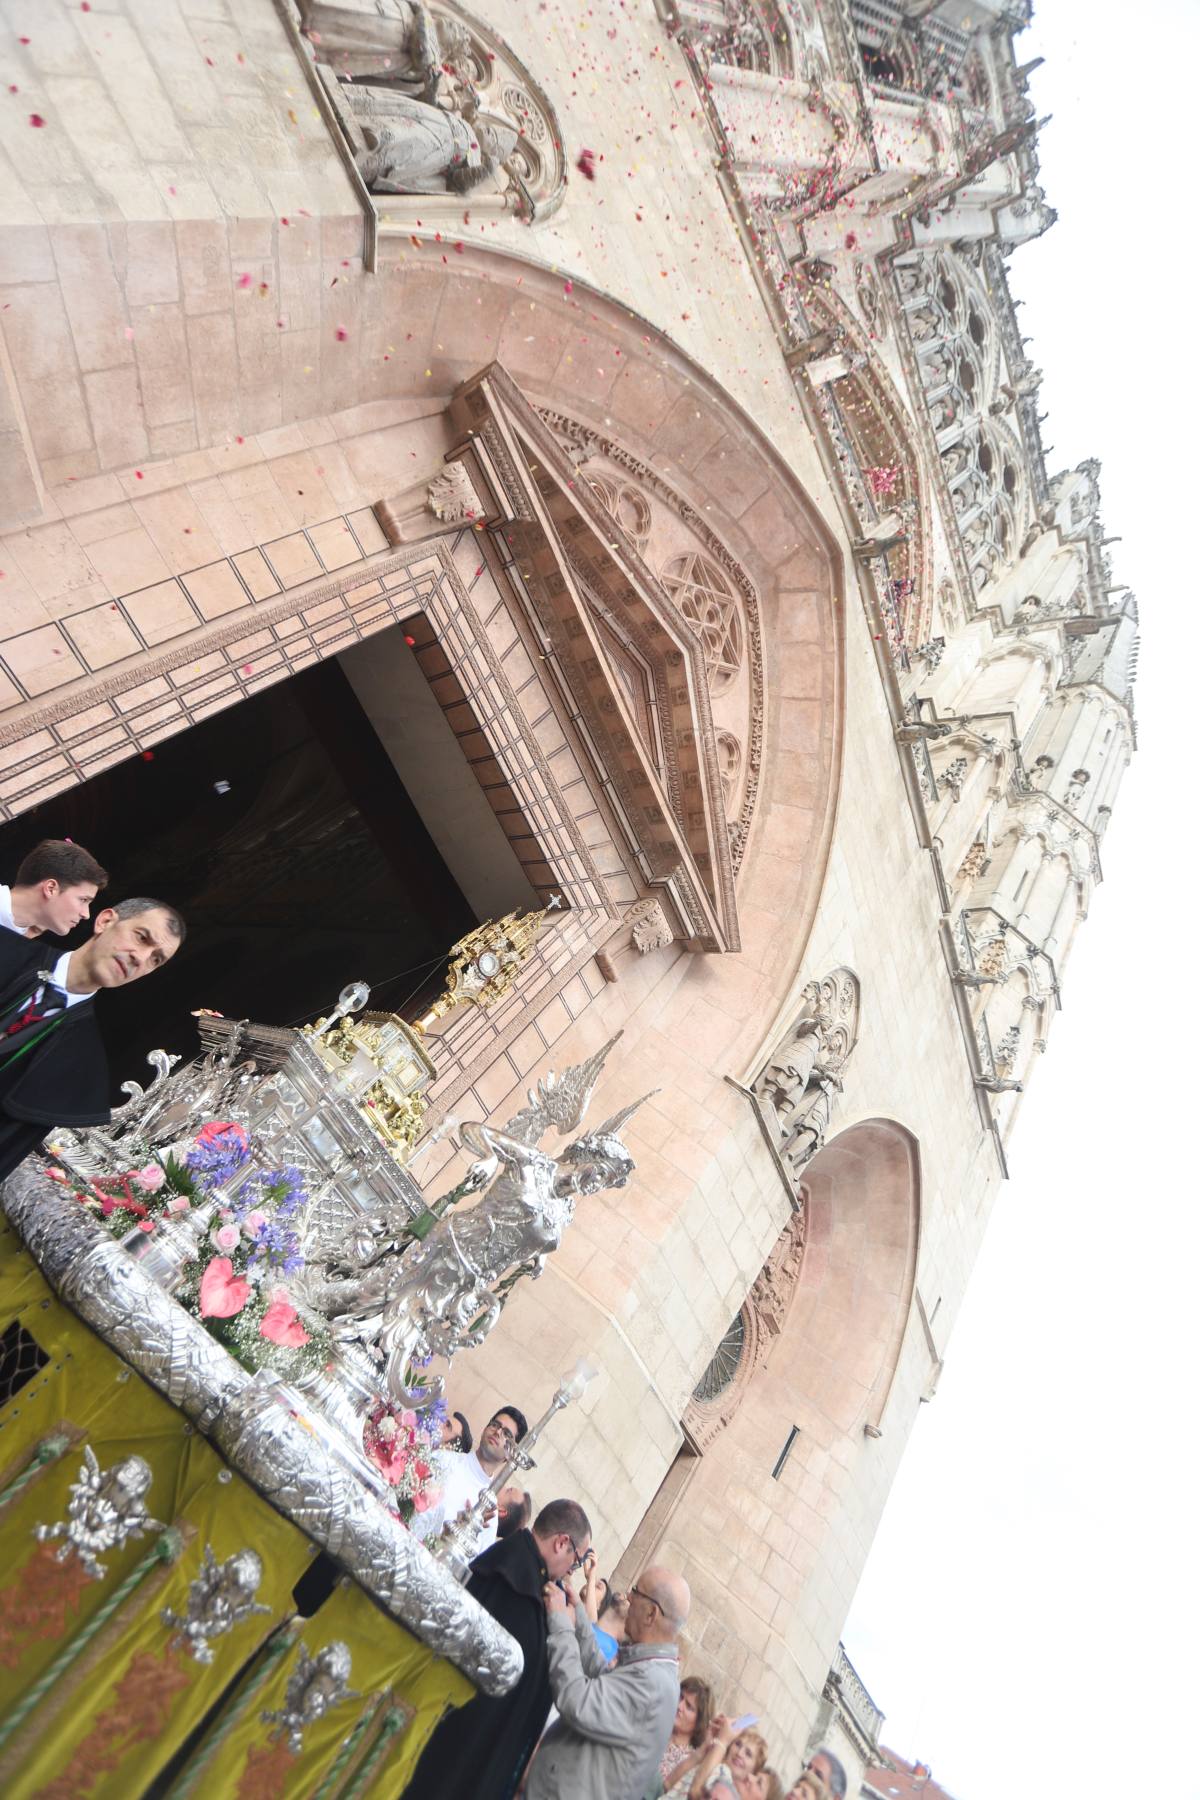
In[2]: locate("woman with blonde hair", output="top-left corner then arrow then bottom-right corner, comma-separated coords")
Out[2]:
687,1716 -> 768,1798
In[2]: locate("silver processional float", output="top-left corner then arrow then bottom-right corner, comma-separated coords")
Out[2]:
0,904 -> 652,1704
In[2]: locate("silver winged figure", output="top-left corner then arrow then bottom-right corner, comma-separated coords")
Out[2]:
310,1032 -> 652,1405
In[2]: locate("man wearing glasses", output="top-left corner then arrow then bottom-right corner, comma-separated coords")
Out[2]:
402,1496 -> 592,1800
525,1564 -> 690,1798
412,1402 -> 528,1548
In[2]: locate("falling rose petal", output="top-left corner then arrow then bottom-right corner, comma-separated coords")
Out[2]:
563,279 -> 574,295
134,469 -> 144,479
237,272 -> 252,288
335,325 -> 348,340
8,85 -> 18,94
124,326 -> 135,339
29,113 -> 45,128
575,148 -> 596,180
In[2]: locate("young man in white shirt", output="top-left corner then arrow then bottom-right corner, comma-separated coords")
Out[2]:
415,1403 -> 529,1549
0,840 -> 108,940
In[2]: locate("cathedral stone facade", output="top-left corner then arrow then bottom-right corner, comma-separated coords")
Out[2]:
0,0 -> 1136,1783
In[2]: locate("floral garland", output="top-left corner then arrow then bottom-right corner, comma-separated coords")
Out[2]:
362,1399 -> 446,1524
45,1119 -> 448,1523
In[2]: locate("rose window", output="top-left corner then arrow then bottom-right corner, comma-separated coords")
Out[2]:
660,553 -> 743,693
692,1312 -> 747,1403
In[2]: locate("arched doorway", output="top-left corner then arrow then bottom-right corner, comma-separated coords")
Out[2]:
616,1119 -> 921,1764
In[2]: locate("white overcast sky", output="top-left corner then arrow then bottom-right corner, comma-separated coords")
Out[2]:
843,4 -> 1199,1796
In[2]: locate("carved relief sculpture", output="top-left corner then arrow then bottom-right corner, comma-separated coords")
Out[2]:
753,970 -> 861,1189
628,898 -> 675,956
301,1 -> 566,217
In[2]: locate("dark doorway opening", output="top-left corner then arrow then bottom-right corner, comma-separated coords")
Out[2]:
0,655 -> 477,1101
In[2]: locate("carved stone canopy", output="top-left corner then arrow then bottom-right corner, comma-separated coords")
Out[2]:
443,365 -> 742,954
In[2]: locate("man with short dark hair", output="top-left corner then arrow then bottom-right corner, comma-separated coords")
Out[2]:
0,898 -> 186,1183
497,1485 -> 533,1539
402,1497 -> 592,1800
414,1401 -> 529,1549
0,839 -> 108,939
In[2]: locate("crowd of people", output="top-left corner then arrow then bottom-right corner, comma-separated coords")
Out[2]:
403,1400 -> 852,1800
0,848 -> 848,1799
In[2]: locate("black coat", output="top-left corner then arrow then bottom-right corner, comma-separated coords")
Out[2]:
0,932 -> 110,1183
402,1528 -> 552,1800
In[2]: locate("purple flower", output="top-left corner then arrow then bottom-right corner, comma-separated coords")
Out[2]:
187,1121 -> 251,1187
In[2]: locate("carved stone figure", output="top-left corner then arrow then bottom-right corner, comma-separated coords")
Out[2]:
298,1 -> 470,98
782,1073 -> 840,1176
340,83 -> 518,195
754,970 -> 860,1188
162,1545 -> 270,1663
34,1447 -> 162,1581
306,1036 -> 651,1404
263,1640 -> 358,1754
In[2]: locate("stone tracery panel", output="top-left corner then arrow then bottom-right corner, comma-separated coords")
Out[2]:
535,409 -> 764,875
659,552 -> 744,695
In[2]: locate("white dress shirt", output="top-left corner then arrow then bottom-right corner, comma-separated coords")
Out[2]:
412,1447 -> 499,1551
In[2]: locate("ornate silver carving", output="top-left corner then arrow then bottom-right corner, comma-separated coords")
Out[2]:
0,1167 -> 523,1696
162,1545 -> 270,1662
263,1639 -> 358,1754
305,1035 -> 651,1406
34,1446 -> 162,1580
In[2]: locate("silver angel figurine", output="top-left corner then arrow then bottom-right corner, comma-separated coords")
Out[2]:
162,1545 -> 270,1663
34,1446 -> 162,1581
317,1034 -> 651,1405
263,1640 -> 358,1754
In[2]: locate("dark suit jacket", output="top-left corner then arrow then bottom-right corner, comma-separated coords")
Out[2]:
402,1527 -> 553,1800
0,931 -> 110,1182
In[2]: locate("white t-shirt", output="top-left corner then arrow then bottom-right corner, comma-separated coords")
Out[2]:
412,1447 -> 499,1551
0,885 -> 20,935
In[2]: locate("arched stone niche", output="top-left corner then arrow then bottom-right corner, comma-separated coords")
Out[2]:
618,1118 -> 921,1738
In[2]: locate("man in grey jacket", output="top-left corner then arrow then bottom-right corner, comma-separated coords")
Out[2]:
527,1565 -> 690,1800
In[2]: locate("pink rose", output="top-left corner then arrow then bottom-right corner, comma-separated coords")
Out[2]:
399,1409 -> 417,1429
199,1256 -> 251,1319
243,1209 -> 268,1234
412,1487 -> 433,1512
259,1296 -> 310,1348
138,1220 -> 156,1233
45,1166 -> 68,1184
213,1223 -> 241,1251
136,1164 -> 165,1192
166,1196 -> 190,1215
